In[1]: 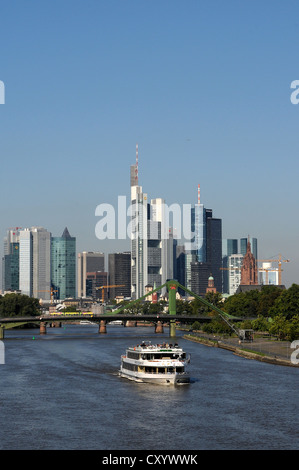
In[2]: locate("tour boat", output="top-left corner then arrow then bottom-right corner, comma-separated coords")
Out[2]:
119,341 -> 191,385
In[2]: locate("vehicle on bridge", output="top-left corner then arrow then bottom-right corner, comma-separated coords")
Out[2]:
119,341 -> 191,385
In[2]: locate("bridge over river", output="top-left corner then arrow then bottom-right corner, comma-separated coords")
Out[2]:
0,280 -> 243,339
0,313 -> 243,338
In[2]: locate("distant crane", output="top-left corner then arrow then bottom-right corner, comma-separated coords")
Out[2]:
257,254 -> 290,286
95,285 -> 125,303
37,288 -> 58,304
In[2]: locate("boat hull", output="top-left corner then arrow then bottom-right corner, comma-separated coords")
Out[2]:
119,368 -> 190,385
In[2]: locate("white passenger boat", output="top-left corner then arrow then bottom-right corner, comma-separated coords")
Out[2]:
119,341 -> 191,385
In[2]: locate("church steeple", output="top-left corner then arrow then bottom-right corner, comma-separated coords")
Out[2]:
240,239 -> 258,285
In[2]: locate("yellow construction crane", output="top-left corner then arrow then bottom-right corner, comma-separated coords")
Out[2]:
257,254 -> 290,285
37,288 -> 58,303
96,285 -> 125,303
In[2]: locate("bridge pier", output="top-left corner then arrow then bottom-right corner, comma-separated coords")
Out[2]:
155,321 -> 164,333
99,320 -> 107,334
169,319 -> 176,338
40,322 -> 47,335
126,321 -> 137,327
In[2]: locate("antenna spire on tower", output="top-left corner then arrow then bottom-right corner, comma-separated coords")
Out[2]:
135,143 -> 138,184
198,184 -> 201,204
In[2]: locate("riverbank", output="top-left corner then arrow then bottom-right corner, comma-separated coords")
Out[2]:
183,333 -> 299,368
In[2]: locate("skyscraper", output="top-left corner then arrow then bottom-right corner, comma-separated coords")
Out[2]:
19,229 -> 33,297
130,183 -> 148,299
191,261 -> 211,295
51,227 -> 76,300
240,237 -> 257,260
191,185 -> 207,262
19,227 -> 51,300
2,228 -> 20,292
150,198 -> 174,291
108,252 -> 131,299
77,252 -> 105,298
222,239 -> 238,294
86,271 -> 108,300
186,187 -> 222,294
228,253 -> 243,295
130,148 -> 174,299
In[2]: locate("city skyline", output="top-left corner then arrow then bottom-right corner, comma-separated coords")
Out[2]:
0,1 -> 297,288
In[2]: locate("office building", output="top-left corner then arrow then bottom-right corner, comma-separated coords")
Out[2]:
191,261 -> 211,295
2,228 -> 20,292
222,239 -> 238,294
77,252 -> 105,297
175,245 -> 185,295
150,198 -> 174,290
185,252 -> 197,291
130,183 -> 148,299
228,254 -> 243,295
108,252 -> 131,299
240,237 -> 257,260
86,271 -> 108,300
51,227 -> 76,300
259,262 -> 279,286
191,188 -> 207,262
206,216 -> 222,292
185,186 -> 222,294
19,227 -> 51,300
130,150 -> 174,299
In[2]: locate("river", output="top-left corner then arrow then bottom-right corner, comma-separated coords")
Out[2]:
0,324 -> 298,450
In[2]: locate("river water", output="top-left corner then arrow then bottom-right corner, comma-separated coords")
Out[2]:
0,324 -> 298,450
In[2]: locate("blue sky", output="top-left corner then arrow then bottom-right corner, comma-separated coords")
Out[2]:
0,0 -> 298,287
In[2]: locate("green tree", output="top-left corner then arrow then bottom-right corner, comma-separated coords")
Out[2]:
123,299 -> 143,315
268,314 -> 290,340
0,293 -> 40,317
176,299 -> 193,316
269,284 -> 299,320
256,285 -> 283,317
289,314 -> 299,341
191,321 -> 201,331
202,318 -> 233,335
251,315 -> 269,332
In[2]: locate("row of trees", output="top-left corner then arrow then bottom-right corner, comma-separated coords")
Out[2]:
119,283 -> 299,341
194,284 -> 299,341
0,293 -> 40,317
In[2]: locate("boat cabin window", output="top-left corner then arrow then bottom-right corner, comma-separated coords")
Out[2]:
141,351 -> 186,360
127,351 -> 140,360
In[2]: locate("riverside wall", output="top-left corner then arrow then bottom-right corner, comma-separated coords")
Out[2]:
183,334 -> 299,368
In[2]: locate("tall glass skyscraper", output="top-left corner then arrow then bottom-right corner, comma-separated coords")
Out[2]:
18,227 -> 51,300
191,204 -> 207,262
240,237 -> 257,260
187,189 -> 222,294
222,239 -> 239,294
2,228 -> 20,292
51,227 -> 76,300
